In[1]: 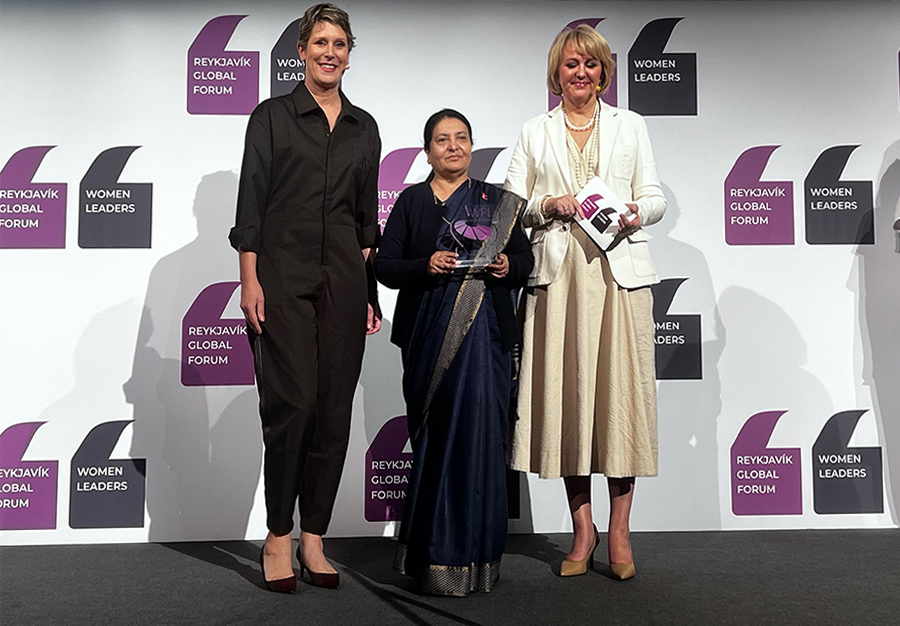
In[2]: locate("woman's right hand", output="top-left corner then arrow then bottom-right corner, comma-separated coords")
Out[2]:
240,276 -> 266,334
544,194 -> 584,221
239,250 -> 265,334
428,250 -> 458,276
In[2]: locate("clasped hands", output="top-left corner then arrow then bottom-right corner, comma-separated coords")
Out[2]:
428,250 -> 510,279
543,195 -> 641,231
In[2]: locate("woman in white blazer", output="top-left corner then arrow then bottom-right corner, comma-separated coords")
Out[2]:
504,24 -> 666,581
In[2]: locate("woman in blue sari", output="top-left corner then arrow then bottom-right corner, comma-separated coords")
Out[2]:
374,109 -> 533,596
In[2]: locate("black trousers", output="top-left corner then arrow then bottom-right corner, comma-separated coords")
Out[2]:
250,254 -> 367,536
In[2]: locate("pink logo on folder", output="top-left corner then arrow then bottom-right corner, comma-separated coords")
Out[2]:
580,193 -> 605,219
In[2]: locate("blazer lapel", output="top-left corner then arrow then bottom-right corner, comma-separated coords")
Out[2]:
599,99 -> 621,183
546,105 -> 573,195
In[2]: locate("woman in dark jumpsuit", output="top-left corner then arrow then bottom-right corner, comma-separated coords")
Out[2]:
229,3 -> 381,593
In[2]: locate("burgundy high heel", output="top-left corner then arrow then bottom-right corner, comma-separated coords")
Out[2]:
259,548 -> 297,594
296,546 -> 340,588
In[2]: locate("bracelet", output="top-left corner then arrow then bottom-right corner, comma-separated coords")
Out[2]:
539,195 -> 551,215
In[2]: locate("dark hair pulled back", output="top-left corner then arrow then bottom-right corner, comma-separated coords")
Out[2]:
423,109 -> 473,151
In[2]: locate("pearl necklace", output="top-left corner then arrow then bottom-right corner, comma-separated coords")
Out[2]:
563,101 -> 599,132
565,109 -> 600,190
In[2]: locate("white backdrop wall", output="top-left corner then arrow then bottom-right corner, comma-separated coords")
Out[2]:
1,1 -> 898,546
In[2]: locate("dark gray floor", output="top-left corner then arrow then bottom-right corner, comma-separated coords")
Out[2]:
2,530 -> 898,625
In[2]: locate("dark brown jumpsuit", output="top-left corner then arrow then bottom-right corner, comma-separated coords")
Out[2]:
230,82 -> 380,535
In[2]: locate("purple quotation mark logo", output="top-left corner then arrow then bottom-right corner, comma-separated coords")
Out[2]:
365,416 -> 413,522
549,19 -> 618,110
377,148 -> 422,232
0,146 -> 66,249
725,146 -> 794,245
731,411 -> 802,516
377,147 -> 509,233
182,282 -> 255,386
187,15 -> 259,115
0,422 -> 58,530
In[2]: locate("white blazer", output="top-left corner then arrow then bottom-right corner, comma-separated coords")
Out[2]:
504,100 -> 666,289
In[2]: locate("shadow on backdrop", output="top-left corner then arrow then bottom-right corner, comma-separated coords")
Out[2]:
36,301 -> 143,525
639,181 -> 724,530
359,317 -> 406,445
855,141 -> 900,523
718,285 -> 833,503
125,171 -> 261,541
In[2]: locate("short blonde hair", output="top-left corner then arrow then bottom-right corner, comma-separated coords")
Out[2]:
298,3 -> 355,51
546,25 -> 615,97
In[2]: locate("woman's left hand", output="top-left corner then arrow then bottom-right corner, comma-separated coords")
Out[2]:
366,302 -> 382,335
487,253 -> 509,279
618,203 -> 641,232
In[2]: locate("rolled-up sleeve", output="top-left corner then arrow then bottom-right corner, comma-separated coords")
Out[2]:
356,127 -> 382,249
229,105 -> 273,252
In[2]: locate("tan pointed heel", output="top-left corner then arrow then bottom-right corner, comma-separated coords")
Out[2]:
559,525 -> 601,577
608,561 -> 636,581
608,531 -> 636,580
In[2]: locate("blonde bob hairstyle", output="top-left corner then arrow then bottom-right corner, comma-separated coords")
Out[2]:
546,25 -> 615,97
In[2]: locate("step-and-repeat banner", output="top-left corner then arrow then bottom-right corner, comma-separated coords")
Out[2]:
2,1 -> 898,545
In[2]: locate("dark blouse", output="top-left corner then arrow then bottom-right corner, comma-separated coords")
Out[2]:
229,82 -> 381,257
374,181 -> 534,354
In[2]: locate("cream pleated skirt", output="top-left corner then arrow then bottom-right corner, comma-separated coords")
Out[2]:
510,228 -> 658,479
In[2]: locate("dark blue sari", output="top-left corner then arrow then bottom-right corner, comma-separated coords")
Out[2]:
394,180 -> 518,595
